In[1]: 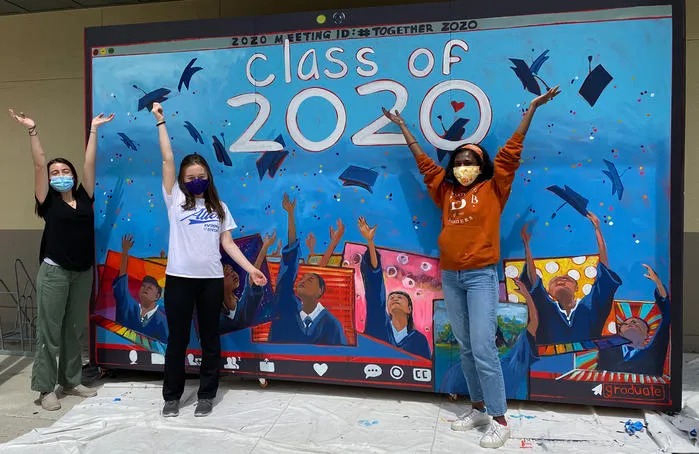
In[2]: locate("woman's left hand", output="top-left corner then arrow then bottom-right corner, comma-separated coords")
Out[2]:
91,113 -> 115,129
248,268 -> 268,286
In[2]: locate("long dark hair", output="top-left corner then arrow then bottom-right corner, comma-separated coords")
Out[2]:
178,154 -> 226,221
35,157 -> 79,218
444,143 -> 494,186
388,290 -> 415,331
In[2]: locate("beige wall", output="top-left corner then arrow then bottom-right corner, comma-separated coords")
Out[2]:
0,0 -> 696,349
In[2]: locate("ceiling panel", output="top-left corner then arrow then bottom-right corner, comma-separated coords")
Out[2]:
0,1 -> 28,13
0,0 -> 177,15
74,0 -> 139,6
7,0 -> 80,12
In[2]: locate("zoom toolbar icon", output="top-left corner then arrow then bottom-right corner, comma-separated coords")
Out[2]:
413,368 -> 432,382
390,366 -> 404,380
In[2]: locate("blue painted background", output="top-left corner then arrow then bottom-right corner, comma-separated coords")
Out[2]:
90,14 -> 673,399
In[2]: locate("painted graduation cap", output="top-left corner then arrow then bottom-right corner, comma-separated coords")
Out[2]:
178,58 -> 203,92
211,135 -> 232,167
117,132 -> 138,151
339,165 -> 379,193
183,121 -> 204,144
509,50 -> 550,96
579,56 -> 613,107
437,117 -> 469,161
256,135 -> 288,180
133,84 -> 171,112
547,184 -> 590,218
602,159 -> 625,200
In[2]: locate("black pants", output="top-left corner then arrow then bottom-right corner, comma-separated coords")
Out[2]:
163,275 -> 223,401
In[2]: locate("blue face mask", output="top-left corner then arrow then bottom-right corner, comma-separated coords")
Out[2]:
184,178 -> 209,195
49,175 -> 74,193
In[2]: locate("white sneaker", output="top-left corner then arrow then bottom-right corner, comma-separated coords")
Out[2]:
40,392 -> 61,411
62,384 -> 97,398
450,408 -> 491,431
480,420 -> 510,449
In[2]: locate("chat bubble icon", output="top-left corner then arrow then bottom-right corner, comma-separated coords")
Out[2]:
364,364 -> 383,379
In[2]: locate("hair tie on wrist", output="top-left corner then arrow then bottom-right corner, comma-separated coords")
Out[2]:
156,120 -> 166,127
407,141 -> 417,147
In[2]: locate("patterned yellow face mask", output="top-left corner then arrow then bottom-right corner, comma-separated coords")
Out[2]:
453,165 -> 481,186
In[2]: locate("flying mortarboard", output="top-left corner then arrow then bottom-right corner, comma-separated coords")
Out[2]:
255,135 -> 288,180
509,49 -> 551,96
178,58 -> 203,92
437,117 -> 469,161
579,56 -> 613,107
212,135 -> 232,167
602,159 -> 625,200
133,85 -> 170,112
338,165 -> 378,193
117,132 -> 138,151
256,150 -> 289,180
183,121 -> 204,144
547,184 -> 590,218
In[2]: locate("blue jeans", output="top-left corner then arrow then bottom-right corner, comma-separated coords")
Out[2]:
442,265 -> 507,416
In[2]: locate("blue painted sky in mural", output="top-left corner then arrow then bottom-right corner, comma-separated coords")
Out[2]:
92,18 -> 672,302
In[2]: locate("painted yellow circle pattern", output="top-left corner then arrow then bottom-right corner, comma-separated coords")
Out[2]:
503,255 -> 600,303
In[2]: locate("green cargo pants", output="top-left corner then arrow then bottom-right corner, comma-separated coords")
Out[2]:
31,261 -> 93,393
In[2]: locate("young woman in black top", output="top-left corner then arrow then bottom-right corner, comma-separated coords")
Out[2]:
9,108 -> 113,411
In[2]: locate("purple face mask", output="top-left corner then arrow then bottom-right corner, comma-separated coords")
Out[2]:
184,178 -> 209,195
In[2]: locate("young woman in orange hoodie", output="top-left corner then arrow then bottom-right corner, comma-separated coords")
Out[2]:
383,85 -> 559,449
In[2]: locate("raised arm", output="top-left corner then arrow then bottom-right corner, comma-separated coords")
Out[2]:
320,219 -> 345,267
83,113 -> 115,198
382,107 -> 428,162
493,86 -> 560,202
383,107 -> 447,205
221,232 -> 267,286
255,231 -> 277,270
282,193 -> 297,246
150,102 -> 176,194
520,223 -> 537,286
9,109 -> 48,204
358,216 -> 388,340
513,277 -> 539,337
305,232 -> 316,262
514,86 -> 560,137
643,264 -> 668,299
587,212 -> 609,267
358,216 -> 378,269
119,234 -> 134,277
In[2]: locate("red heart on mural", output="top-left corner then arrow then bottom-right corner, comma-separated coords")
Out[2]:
451,101 -> 465,112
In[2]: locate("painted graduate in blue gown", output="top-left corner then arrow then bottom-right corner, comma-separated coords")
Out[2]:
219,232 -> 277,333
440,277 -> 539,400
519,215 -> 622,345
113,234 -> 168,343
356,216 -> 431,359
267,193 -> 348,346
597,264 -> 670,376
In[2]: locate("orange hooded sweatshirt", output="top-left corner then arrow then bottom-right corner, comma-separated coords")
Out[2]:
416,133 -> 524,271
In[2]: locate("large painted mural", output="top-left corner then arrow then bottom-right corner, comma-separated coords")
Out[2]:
86,1 -> 684,410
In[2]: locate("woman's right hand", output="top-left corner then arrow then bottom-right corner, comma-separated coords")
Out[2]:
382,107 -> 405,125
8,109 -> 36,129
151,102 -> 165,122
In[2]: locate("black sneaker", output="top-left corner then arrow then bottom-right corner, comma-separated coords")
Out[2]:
194,398 -> 213,417
162,400 -> 180,417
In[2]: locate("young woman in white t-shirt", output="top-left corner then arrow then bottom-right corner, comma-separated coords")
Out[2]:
150,102 -> 267,418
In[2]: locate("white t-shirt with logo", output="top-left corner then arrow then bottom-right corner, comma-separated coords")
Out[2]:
163,183 -> 236,278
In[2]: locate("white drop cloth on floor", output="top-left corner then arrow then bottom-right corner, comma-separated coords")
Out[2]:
2,354 -> 697,454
